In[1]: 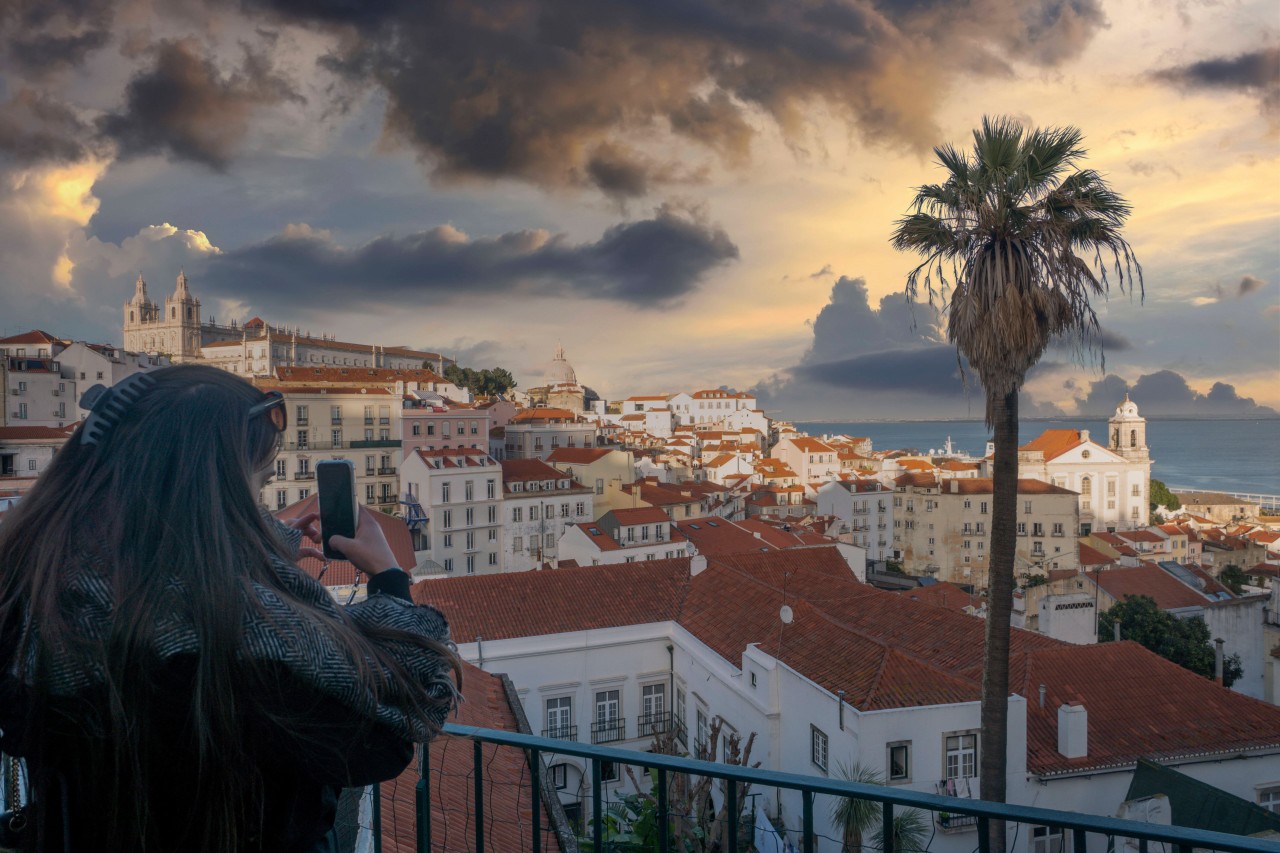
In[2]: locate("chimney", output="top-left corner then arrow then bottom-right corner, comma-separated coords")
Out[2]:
1214,638 -> 1225,685
753,531 -> 763,539
690,555 -> 708,577
1038,684 -> 1046,709
1113,621 -> 1121,642
1080,429 -> 1090,443
1057,703 -> 1088,758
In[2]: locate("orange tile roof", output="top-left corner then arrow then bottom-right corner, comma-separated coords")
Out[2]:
546,447 -> 614,464
377,662 -> 559,852
786,436 -> 835,453
898,581 -> 978,613
1093,565 -> 1209,610
273,365 -> 449,384
415,548 -> 1280,773
0,329 -> 64,345
1020,429 -> 1084,461
675,517 -> 779,556
512,407 -> 580,422
1018,642 -> 1280,775
0,425 -> 75,441
607,506 -> 672,525
501,458 -> 579,484
1077,543 -> 1117,567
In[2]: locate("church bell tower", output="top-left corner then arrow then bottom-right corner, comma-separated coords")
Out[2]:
1108,394 -> 1149,462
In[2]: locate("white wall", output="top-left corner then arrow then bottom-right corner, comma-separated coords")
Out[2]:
1202,596 -> 1268,699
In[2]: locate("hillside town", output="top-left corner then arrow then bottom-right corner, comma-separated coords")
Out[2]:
2,276 -> 1279,850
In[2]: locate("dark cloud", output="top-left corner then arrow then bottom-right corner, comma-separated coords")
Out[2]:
792,345 -> 969,395
1239,274 -> 1265,297
237,0 -> 1105,194
192,205 -> 737,310
1072,370 -> 1277,417
0,89 -> 97,165
1151,47 -> 1280,117
97,38 -> 304,169
0,0 -> 115,75
803,276 -> 943,365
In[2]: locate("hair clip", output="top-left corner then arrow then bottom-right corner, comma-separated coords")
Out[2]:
79,372 -> 158,447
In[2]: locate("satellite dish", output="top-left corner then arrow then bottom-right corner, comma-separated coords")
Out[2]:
779,605 -> 794,624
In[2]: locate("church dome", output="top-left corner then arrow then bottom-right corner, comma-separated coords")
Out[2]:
546,343 -> 577,386
1113,394 -> 1141,420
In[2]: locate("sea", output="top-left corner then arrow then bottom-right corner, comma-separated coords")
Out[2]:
794,418 -> 1280,496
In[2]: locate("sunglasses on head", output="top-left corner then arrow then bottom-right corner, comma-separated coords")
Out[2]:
248,390 -> 288,431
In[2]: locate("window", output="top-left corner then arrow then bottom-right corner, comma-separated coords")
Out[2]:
443,534 -> 453,548
530,505 -> 541,521
1107,480 -> 1116,497
296,405 -> 309,424
595,689 -> 621,730
442,509 -> 452,529
366,484 -> 375,502
550,764 -> 568,790
600,762 -> 620,783
811,726 -> 829,772
488,552 -> 497,565
466,554 -> 475,574
642,683 -> 666,717
330,405 -> 342,423
297,488 -> 310,500
1017,522 -> 1026,535
412,422 -> 421,436
561,503 -> 570,518
695,708 -> 709,754
1032,826 -> 1067,853
1024,500 -> 1032,514
465,530 -> 475,550
487,479 -> 496,499
513,536 -> 523,553
1052,523 -> 1064,536
1132,484 -> 1141,497
945,733 -> 977,780
595,478 -> 604,496
27,458 -> 36,471
1259,784 -> 1280,814
465,507 -> 474,526
465,481 -> 474,501
276,458 -> 287,478
979,501 -> 988,514
575,501 -> 586,516
512,507 -> 523,522
488,505 -> 496,523
442,482 -> 451,503
275,489 -> 287,510
888,742 -> 911,783
544,697 -> 572,737
331,429 -> 341,445
545,532 -> 555,548
443,558 -> 453,573
488,528 -> 497,542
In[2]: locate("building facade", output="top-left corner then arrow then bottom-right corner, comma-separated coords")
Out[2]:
815,479 -> 896,561
501,459 -> 593,571
400,448 -> 503,575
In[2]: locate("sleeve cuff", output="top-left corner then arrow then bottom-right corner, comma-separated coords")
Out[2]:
367,568 -> 412,601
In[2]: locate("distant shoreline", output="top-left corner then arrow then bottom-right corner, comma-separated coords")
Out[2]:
795,415 -> 1280,425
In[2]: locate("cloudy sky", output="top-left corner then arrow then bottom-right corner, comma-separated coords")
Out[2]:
2,0 -> 1277,419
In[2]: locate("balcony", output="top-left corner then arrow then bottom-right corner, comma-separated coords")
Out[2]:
348,725 -> 1276,853
350,439 -> 401,449
294,471 -> 315,481
282,440 -> 344,451
296,418 -> 309,427
540,723 -> 577,741
590,717 -> 625,744
636,710 -> 674,738
378,466 -> 397,475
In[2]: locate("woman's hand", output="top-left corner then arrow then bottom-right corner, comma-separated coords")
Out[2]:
286,511 -> 325,562
328,506 -> 401,576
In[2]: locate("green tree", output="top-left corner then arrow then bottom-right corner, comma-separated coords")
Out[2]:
1219,564 -> 1247,595
891,116 -> 1141,853
1099,595 -> 1242,687
830,762 -> 930,853
1149,479 -> 1181,513
442,364 -> 517,397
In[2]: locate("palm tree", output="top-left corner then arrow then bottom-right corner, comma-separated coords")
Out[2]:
890,116 -> 1140,853
830,761 -> 884,853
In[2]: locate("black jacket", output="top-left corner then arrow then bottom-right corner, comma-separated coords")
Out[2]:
0,532 -> 456,853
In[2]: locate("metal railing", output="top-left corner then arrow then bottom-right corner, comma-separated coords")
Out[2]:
637,711 -> 673,738
365,724 -> 1279,853
541,724 -> 578,741
590,718 -> 626,744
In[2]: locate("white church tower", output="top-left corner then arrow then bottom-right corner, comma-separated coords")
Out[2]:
1108,394 -> 1150,463
122,271 -> 202,361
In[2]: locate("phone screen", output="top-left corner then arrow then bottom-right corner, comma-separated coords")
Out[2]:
316,460 -> 357,560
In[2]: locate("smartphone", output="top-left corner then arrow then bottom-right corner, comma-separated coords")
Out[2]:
316,459 -> 358,560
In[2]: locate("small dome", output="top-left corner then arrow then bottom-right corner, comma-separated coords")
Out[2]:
546,342 -> 577,386
1113,393 -> 1141,419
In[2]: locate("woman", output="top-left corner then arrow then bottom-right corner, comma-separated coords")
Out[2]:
0,365 -> 460,852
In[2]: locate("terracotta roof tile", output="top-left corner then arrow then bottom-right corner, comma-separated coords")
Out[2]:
898,581 -> 979,612
1093,565 -> 1210,610
1077,543 -> 1117,567
607,506 -> 672,524
1020,429 -> 1085,461
546,447 -> 613,464
0,425 -> 75,441
0,329 -> 64,345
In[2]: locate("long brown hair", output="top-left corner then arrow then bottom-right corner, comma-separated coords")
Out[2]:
0,365 -> 458,851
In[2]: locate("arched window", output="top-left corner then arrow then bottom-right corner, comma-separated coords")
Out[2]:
1112,428 -> 1119,448
171,307 -> 176,319
1080,476 -> 1091,495
130,311 -> 135,323
1130,429 -> 1137,448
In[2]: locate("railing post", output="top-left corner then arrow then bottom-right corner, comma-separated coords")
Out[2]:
530,747 -> 541,853
371,782 -> 383,853
978,816 -> 991,853
802,789 -> 814,853
882,801 -> 894,853
416,742 -> 430,853
657,767 -> 670,853
1073,828 -> 1087,853
1139,838 -> 1148,853
473,739 -> 485,853
726,778 -> 739,853
592,758 -> 603,851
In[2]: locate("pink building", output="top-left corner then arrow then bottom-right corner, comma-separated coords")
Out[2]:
402,401 -> 491,456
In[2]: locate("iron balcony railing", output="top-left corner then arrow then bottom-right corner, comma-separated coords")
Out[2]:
362,724 -> 1280,853
590,717 -> 626,744
636,710 -> 673,738
540,724 -> 577,741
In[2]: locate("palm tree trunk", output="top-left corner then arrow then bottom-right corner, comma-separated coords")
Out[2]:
981,387 -> 1018,853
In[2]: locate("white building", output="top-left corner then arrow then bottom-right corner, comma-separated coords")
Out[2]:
501,458 -> 593,571
771,436 -> 840,485
557,507 -> 691,566
0,425 -> 71,492
503,408 -> 599,461
122,272 -> 448,374
53,342 -> 167,411
670,389 -> 758,428
400,447 -> 503,576
417,548 -> 1280,852
1019,396 -> 1152,533
814,479 -> 896,561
